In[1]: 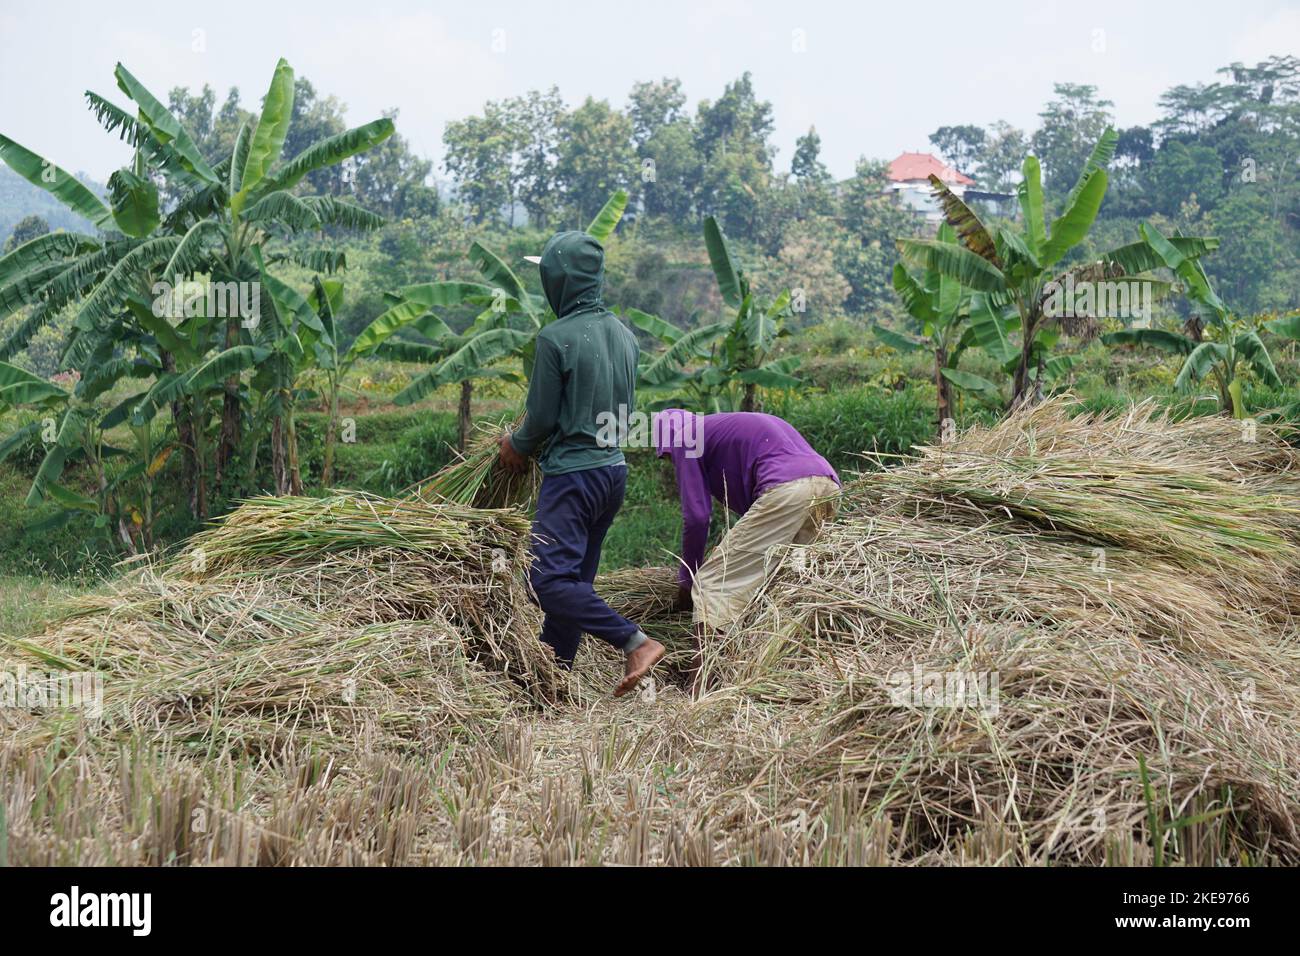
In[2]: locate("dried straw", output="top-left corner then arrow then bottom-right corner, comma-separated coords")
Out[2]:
5,396 -> 1300,865
712,397 -> 1300,863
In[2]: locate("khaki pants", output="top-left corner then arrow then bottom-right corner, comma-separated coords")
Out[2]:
692,475 -> 840,629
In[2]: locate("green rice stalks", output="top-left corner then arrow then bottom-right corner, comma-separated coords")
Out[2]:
408,412 -> 539,509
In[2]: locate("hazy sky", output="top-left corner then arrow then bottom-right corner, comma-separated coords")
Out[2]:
2,0 -> 1297,183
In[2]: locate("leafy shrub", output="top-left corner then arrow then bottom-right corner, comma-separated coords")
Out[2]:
772,385 -> 938,474
294,410 -> 460,494
0,465 -> 120,578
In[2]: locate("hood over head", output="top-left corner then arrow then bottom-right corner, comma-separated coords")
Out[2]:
537,230 -> 606,318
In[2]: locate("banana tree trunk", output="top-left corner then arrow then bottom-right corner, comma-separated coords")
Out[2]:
270,389 -> 303,496
1228,379 -> 1246,419
287,405 -> 302,495
191,403 -> 209,519
216,316 -> 241,485
116,515 -> 137,554
163,349 -> 205,520
322,378 -> 339,488
245,426 -> 262,493
141,474 -> 154,552
173,401 -> 202,519
934,346 -> 952,431
1011,309 -> 1039,410
94,448 -> 136,555
1011,349 -> 1032,409
1216,364 -> 1242,418
457,380 -> 473,453
271,414 -> 288,495
741,382 -> 759,412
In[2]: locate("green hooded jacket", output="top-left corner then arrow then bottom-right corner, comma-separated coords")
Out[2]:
508,231 -> 639,476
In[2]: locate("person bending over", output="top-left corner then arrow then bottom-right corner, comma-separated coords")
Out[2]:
654,409 -> 840,688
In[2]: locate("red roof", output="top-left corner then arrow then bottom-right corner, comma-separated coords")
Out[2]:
887,152 -> 975,186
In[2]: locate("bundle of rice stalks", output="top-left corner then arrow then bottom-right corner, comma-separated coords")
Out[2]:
856,399 -> 1300,622
178,492 -> 558,696
409,414 -> 539,509
716,398 -> 1300,864
597,566 -> 684,627
177,492 -> 529,577
5,491 -> 565,755
953,399 -> 1300,484
11,581 -> 523,755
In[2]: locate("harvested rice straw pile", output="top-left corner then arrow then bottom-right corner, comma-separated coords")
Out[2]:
715,397 -> 1300,864
596,566 -> 682,623
6,492 -> 564,755
6,396 -> 1300,866
178,493 -> 560,700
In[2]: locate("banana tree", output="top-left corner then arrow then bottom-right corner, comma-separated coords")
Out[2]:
383,321 -> 529,451
1102,223 -> 1294,418
130,281 -> 348,498
0,57 -> 393,510
112,284 -> 250,517
0,363 -> 73,503
371,278 -> 528,451
629,216 -> 802,412
124,331 -> 268,499
0,361 -> 173,552
898,129 -> 1197,408
879,222 -> 990,425
240,263 -> 411,492
302,276 -> 350,487
140,57 -> 389,487
248,250 -> 329,493
264,274 -> 482,485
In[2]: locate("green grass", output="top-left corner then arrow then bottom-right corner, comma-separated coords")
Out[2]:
600,450 -> 687,570
0,465 -> 122,580
0,572 -> 88,637
771,382 -> 949,473
294,408 -> 461,493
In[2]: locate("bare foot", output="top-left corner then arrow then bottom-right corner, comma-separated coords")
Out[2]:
613,638 -> 665,698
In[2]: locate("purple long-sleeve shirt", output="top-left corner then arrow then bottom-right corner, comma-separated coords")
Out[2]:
653,410 -> 839,585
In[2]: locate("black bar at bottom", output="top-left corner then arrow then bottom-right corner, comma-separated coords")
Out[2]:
0,865 -> 1289,943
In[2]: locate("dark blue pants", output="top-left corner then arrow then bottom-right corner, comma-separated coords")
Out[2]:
529,464 -> 639,667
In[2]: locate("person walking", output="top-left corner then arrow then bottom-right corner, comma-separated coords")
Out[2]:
498,230 -> 664,697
